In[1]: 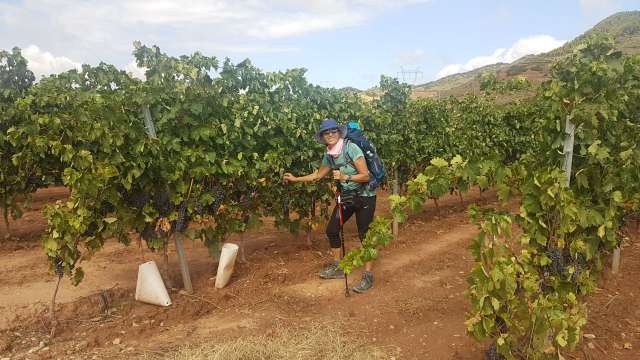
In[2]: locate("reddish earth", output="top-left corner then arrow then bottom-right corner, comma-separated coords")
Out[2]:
0,187 -> 638,359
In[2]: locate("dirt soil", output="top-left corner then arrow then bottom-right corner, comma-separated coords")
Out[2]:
0,187 -> 639,360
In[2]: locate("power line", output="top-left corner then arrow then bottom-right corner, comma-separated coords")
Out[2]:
397,66 -> 423,85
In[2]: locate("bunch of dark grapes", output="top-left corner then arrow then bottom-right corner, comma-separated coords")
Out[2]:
54,257 -> 64,278
98,201 -> 115,216
572,262 -> 583,281
26,176 -> 46,187
173,202 -> 189,233
485,342 -> 505,360
548,247 -> 565,275
209,186 -> 225,214
153,190 -> 171,216
141,222 -> 162,251
82,222 -> 98,237
238,188 -> 257,210
141,222 -> 157,241
130,191 -> 151,209
496,316 -> 508,333
571,255 -> 585,281
193,198 -> 205,216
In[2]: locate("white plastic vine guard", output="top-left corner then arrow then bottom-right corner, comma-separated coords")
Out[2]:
215,243 -> 239,289
135,260 -> 172,306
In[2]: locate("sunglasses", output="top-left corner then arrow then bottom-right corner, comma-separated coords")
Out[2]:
322,128 -> 340,136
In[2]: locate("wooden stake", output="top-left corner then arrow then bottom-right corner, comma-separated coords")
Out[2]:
137,235 -> 145,262
239,231 -> 247,263
562,118 -> 576,187
306,230 -> 313,248
49,276 -> 62,338
49,238 -> 80,338
2,205 -> 10,239
162,237 -> 170,286
612,247 -> 621,274
174,232 -> 193,293
173,179 -> 195,292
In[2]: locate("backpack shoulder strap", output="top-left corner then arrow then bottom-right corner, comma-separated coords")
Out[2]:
343,140 -> 355,167
343,141 -> 366,192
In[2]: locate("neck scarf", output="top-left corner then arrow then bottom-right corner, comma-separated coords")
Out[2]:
327,138 -> 344,158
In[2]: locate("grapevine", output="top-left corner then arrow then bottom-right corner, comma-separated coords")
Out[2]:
0,33 -> 635,360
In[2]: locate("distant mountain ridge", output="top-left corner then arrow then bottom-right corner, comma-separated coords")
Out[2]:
411,11 -> 640,98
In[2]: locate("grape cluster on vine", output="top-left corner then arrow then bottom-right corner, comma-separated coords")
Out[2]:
173,201 -> 189,233
209,186 -> 225,214
127,190 -> 150,209
54,257 -> 64,278
153,190 -> 171,217
485,342 -> 505,360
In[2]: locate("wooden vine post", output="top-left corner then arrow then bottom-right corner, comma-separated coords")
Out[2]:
238,232 -> 246,263
562,115 -> 620,273
143,105 -> 193,292
2,206 -> 10,239
174,231 -> 193,293
561,117 -> 575,187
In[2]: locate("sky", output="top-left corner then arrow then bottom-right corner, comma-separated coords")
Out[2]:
0,0 -> 638,89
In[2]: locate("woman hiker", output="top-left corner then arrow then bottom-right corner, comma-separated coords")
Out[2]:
283,118 -> 377,293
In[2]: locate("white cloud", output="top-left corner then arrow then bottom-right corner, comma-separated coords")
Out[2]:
125,61 -> 147,80
21,45 -> 82,79
436,35 -> 566,79
0,1 -> 429,45
247,12 -> 367,39
116,0 -> 429,38
436,64 -> 463,78
0,0 -> 431,86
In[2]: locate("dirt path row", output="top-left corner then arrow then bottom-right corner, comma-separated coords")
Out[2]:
1,187 -> 639,359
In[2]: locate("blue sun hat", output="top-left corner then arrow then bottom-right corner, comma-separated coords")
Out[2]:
314,118 -> 347,144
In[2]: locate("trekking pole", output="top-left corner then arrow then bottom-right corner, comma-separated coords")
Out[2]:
337,190 -> 350,298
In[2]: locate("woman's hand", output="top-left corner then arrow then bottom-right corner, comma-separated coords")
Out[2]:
332,170 -> 345,181
283,173 -> 297,183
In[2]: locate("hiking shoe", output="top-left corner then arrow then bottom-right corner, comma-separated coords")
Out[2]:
351,271 -> 374,293
319,261 -> 345,279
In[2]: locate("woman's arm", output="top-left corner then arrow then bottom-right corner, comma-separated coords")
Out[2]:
284,164 -> 331,183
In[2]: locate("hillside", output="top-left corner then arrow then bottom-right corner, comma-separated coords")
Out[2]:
412,11 -> 640,98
